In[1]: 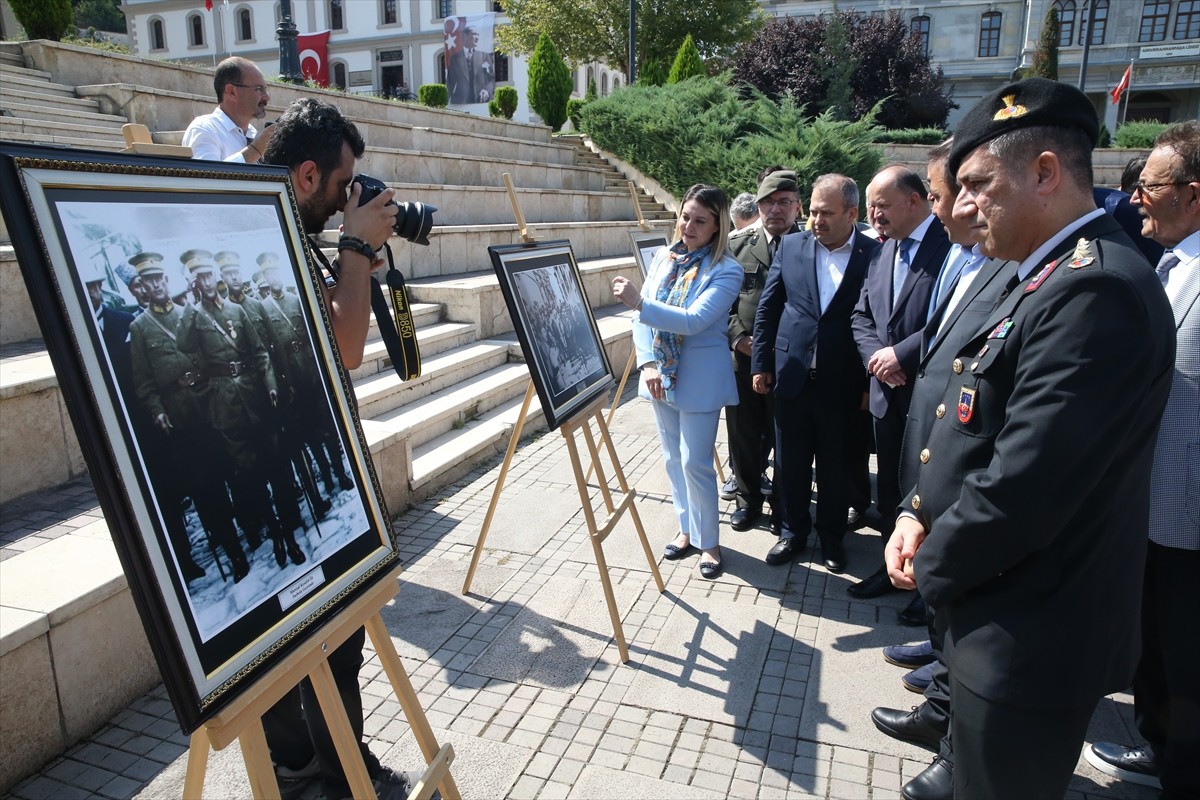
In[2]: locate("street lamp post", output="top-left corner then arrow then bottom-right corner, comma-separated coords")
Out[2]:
277,0 -> 303,84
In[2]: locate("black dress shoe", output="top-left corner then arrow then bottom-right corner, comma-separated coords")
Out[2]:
766,536 -> 802,565
897,594 -> 928,626
821,538 -> 846,573
847,566 -> 900,598
902,756 -> 953,800
871,706 -> 944,751
1085,743 -> 1161,788
730,506 -> 763,531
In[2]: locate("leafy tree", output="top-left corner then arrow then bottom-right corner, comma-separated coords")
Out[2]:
418,84 -> 449,108
733,11 -> 955,130
72,0 -> 125,33
638,58 -> 667,87
496,0 -> 761,76
817,12 -> 854,119
1029,7 -> 1060,81
10,0 -> 73,40
527,33 -> 573,132
667,34 -> 705,84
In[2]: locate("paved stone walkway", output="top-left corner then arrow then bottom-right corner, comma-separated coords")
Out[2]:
3,393 -> 1159,799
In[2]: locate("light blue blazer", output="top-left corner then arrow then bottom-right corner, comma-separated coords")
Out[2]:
632,246 -> 742,412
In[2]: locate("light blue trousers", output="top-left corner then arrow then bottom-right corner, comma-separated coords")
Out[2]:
650,400 -> 721,550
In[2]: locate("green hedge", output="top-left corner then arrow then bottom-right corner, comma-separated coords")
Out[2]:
418,83 -> 449,108
489,86 -> 519,119
578,73 -> 884,205
873,127 -> 947,145
1115,121 -> 1168,149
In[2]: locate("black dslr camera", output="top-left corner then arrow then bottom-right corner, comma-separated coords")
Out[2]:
352,174 -> 437,246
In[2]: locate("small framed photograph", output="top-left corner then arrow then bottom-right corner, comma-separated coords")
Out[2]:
488,240 -> 614,429
0,143 -> 399,733
628,230 -> 669,277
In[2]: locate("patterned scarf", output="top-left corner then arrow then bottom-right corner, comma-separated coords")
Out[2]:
652,241 -> 712,391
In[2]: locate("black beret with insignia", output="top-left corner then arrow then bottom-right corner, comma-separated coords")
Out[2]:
948,77 -> 1099,175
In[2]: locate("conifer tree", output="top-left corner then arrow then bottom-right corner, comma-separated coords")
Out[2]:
667,34 -> 705,84
1030,7 -> 1060,81
527,33 -> 573,132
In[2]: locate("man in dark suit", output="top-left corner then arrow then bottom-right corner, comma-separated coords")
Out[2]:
848,166 -> 951,599
1087,120 -> 1200,800
725,168 -> 802,532
447,26 -> 493,104
84,264 -> 136,396
752,174 -> 880,571
886,77 -> 1175,799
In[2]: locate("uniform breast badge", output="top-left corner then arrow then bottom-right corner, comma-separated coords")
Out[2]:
988,318 -> 1014,340
226,319 -> 237,340
957,387 -> 977,424
1069,237 -> 1096,269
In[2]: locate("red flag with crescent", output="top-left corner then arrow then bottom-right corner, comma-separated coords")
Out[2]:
297,31 -> 331,87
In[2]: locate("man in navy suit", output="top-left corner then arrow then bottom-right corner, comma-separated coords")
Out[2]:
752,174 -> 881,571
848,166 -> 950,598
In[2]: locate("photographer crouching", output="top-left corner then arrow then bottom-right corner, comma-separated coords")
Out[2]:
258,97 -> 431,800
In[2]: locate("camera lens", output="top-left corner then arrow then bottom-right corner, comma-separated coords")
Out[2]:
353,174 -> 437,246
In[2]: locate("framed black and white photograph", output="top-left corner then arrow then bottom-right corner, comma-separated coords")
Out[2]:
488,240 -> 614,430
0,143 -> 399,733
628,230 -> 669,278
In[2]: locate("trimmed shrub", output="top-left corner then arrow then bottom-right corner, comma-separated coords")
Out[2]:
580,73 -> 884,208
488,86 -> 519,119
1097,123 -> 1112,149
873,127 -> 947,145
1115,121 -> 1168,149
527,33 -> 572,132
567,98 -> 586,131
418,83 -> 449,108
10,0 -> 73,40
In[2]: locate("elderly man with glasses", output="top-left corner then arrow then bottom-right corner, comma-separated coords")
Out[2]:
183,56 -> 276,163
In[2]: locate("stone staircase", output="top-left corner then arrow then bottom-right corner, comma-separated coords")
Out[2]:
0,39 -> 674,789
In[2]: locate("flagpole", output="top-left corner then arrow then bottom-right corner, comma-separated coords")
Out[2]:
1120,60 -> 1133,125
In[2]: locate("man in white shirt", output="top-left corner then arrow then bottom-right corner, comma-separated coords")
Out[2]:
1087,120 -> 1200,800
183,56 -> 276,163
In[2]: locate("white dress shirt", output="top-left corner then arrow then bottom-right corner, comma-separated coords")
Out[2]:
932,244 -> 987,341
1162,229 -> 1199,306
182,107 -> 258,162
811,233 -> 854,366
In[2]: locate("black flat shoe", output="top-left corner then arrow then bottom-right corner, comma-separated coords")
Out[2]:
663,540 -> 695,560
699,560 -> 723,579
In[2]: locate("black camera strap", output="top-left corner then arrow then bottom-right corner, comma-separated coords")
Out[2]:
310,238 -> 421,381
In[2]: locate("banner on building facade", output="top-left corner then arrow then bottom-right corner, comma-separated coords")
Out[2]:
444,12 -> 496,105
298,30 -> 331,88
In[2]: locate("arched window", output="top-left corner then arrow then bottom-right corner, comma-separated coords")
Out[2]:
1077,0 -> 1109,45
1139,0 -> 1171,42
237,8 -> 253,42
586,66 -> 595,94
601,73 -> 608,96
910,15 -> 931,57
437,0 -> 453,18
188,12 -> 205,47
437,52 -> 446,84
613,76 -> 621,90
494,53 -> 509,82
1176,0 -> 1200,38
1053,0 -> 1076,46
330,0 -> 344,30
332,62 -> 347,90
149,18 -> 166,51
978,10 -> 1002,57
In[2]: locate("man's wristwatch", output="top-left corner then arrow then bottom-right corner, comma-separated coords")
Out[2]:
337,234 -> 376,260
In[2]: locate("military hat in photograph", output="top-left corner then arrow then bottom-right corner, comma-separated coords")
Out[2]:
129,251 -> 166,277
256,251 -> 281,271
180,249 -> 216,274
948,77 -> 1100,175
214,251 -> 242,272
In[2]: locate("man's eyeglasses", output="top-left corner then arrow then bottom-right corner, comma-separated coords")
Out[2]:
1132,180 -> 1187,196
233,83 -> 269,95
758,198 -> 798,209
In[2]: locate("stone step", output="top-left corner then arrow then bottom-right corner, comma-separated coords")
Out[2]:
0,128 -> 126,152
0,83 -> 104,113
348,320 -> 478,382
0,98 -> 128,126
0,116 -> 128,144
0,50 -> 24,69
353,340 -> 511,420
0,63 -> 52,81
0,71 -> 80,98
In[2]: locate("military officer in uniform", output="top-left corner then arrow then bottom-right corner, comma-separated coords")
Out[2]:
176,249 -> 307,569
217,251 -> 274,348
725,169 -> 802,531
885,78 -> 1176,799
129,252 -> 248,582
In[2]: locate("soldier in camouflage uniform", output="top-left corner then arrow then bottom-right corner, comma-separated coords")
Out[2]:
176,249 -> 307,569
129,252 -> 248,582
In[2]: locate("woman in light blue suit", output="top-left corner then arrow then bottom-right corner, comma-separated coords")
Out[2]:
611,184 -> 742,579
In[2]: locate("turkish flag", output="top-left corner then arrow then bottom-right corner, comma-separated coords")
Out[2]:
298,31 -> 331,87
1111,63 -> 1132,105
205,0 -> 213,9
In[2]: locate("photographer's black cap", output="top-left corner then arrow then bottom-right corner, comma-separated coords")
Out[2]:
948,77 -> 1099,175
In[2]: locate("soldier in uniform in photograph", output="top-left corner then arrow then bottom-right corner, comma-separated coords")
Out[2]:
216,250 -> 274,349
175,248 -> 308,569
128,252 -> 248,583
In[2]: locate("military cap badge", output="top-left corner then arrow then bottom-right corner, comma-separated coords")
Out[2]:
993,94 -> 1029,121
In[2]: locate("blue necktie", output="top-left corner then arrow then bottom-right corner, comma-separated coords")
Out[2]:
1155,252 -> 1180,287
928,246 -> 969,322
893,237 -> 914,309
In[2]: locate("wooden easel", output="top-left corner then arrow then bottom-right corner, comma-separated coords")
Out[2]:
183,565 -> 459,800
460,383 -> 665,663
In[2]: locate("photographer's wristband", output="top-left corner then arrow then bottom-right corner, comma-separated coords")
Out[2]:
337,234 -> 376,261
